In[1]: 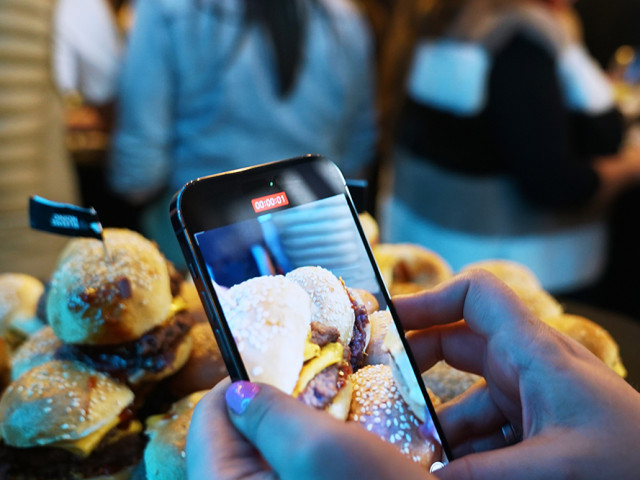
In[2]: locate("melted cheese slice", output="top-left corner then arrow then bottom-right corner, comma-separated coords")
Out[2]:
303,338 -> 321,362
52,419 -> 142,458
293,342 -> 343,397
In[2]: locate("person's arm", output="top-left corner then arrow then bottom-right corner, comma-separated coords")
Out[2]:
490,34 -> 640,209
108,0 -> 174,204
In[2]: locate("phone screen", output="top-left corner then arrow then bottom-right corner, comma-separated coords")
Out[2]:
173,156 -> 450,472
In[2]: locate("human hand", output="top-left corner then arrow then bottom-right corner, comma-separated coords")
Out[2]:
395,270 -> 640,480
186,378 -> 434,480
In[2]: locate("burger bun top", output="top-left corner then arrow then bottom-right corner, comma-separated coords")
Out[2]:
144,390 -> 207,480
0,273 -> 45,346
0,360 -> 134,448
47,229 -> 173,345
349,364 -> 441,469
286,266 -> 354,344
220,275 -> 311,394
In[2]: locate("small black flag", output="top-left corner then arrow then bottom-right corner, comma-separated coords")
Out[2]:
29,196 -> 104,240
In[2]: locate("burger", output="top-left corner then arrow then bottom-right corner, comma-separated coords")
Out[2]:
460,259 -> 564,321
544,313 -> 627,377
221,267 -> 371,420
348,364 -> 443,469
364,309 -> 429,422
10,325 -> 62,382
0,273 -> 46,348
373,243 -> 453,295
0,360 -> 144,479
45,229 -> 194,386
166,322 -> 228,398
286,266 -> 371,370
285,266 -> 371,416
422,361 -> 482,403
142,390 -> 207,480
220,275 -> 312,394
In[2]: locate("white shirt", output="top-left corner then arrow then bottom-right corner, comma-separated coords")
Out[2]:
53,0 -> 122,104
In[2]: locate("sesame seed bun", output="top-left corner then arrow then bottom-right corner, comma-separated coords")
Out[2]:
363,310 -> 428,422
220,275 -> 312,394
349,288 -> 379,314
422,361 -> 482,403
178,277 -> 207,324
286,266 -> 355,344
348,364 -> 441,469
47,229 -> 173,345
10,326 -> 63,381
460,260 -> 563,321
167,322 -> 227,398
382,326 -> 428,423
143,391 -> 207,480
365,310 -> 395,366
326,377 -> 353,421
0,360 -> 134,448
359,212 -> 380,247
460,259 -> 542,292
544,313 -> 627,377
373,244 -> 453,295
0,273 -> 45,347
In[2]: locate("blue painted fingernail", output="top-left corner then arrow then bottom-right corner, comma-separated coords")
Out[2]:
225,381 -> 260,415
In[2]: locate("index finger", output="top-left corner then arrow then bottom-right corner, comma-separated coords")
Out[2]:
393,270 -> 539,340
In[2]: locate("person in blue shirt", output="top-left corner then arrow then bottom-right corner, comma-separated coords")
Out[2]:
108,0 -> 377,268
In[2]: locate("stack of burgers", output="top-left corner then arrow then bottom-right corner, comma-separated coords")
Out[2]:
0,228 -> 227,479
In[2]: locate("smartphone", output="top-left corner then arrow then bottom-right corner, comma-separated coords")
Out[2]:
171,154 -> 451,471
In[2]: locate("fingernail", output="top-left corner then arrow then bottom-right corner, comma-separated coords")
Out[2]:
225,381 -> 260,415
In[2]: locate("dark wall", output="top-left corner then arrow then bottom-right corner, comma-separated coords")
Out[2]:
576,0 -> 640,68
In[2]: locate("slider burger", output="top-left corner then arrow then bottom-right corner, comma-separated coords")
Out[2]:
0,273 -> 46,348
46,228 -> 194,386
459,259 -> 564,321
220,275 -> 312,394
286,266 -> 371,371
166,322 -> 228,398
142,390 -> 207,480
364,309 -> 428,422
348,364 -> 442,470
10,325 -> 62,381
0,360 -> 143,479
286,266 -> 371,418
544,313 -> 627,377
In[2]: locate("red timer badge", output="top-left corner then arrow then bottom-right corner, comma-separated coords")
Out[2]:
251,191 -> 289,213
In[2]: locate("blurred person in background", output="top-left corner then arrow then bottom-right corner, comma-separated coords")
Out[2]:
108,0 -> 377,269
0,0 -> 121,279
379,0 -> 640,297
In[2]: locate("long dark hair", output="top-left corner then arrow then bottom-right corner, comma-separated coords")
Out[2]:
245,0 -> 307,97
